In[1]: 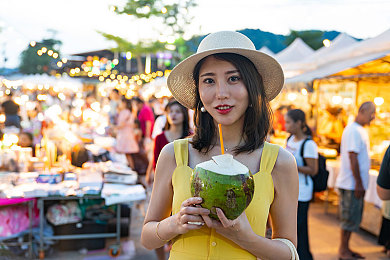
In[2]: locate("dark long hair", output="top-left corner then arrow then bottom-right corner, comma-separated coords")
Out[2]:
286,109 -> 312,136
164,100 -> 190,139
122,97 -> 133,111
191,53 -> 273,154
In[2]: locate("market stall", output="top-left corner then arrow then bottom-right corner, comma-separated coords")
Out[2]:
0,75 -> 147,258
283,29 -> 390,236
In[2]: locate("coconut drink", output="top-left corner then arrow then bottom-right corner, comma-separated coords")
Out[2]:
190,153 -> 255,220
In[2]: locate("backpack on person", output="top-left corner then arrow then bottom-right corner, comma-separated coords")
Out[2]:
287,135 -> 329,192
300,138 -> 329,192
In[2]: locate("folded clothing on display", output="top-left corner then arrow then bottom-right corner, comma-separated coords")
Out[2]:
103,162 -> 138,184
101,184 -> 146,206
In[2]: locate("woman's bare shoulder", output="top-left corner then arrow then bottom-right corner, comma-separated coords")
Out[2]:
273,146 -> 298,179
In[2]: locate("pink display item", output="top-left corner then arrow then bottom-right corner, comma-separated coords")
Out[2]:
0,198 -> 33,206
0,199 -> 39,237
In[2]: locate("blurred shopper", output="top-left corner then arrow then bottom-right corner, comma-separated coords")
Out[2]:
18,132 -> 35,157
132,97 -> 155,148
114,98 -> 139,169
1,91 -> 21,128
149,96 -> 167,119
109,88 -> 121,125
273,106 -> 286,135
335,101 -> 376,260
147,100 -> 190,185
147,100 -> 190,260
151,114 -> 166,139
26,106 -> 43,145
377,145 -> 390,257
285,109 -> 318,260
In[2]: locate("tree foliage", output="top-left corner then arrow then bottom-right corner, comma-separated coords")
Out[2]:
19,39 -> 62,75
100,0 -> 197,73
112,0 -> 196,37
285,30 -> 324,50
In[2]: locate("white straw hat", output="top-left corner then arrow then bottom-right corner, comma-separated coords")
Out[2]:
167,31 -> 284,109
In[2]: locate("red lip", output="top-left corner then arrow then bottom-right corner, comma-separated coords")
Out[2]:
215,105 -> 233,114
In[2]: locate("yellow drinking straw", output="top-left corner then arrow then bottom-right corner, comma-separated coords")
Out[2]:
218,124 -> 224,155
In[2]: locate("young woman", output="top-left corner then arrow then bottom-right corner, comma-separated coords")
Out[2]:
285,109 -> 319,260
148,100 -> 191,260
141,31 -> 299,260
114,98 -> 139,169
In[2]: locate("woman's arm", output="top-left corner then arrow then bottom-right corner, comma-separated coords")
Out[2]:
141,143 -> 209,250
201,148 -> 299,260
377,185 -> 390,200
297,157 -> 318,176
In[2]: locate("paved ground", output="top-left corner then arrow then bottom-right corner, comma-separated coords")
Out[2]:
25,197 -> 389,259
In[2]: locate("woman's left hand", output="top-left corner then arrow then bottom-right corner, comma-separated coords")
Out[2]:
201,208 -> 252,241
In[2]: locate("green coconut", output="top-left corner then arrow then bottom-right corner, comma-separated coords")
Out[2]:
190,154 -> 255,220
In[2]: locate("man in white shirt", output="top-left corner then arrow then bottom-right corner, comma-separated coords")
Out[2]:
336,101 -> 376,260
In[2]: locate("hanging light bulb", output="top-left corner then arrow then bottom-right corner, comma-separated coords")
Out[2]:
374,97 -> 384,106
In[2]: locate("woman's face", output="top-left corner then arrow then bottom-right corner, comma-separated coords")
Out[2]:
19,134 -> 32,147
166,104 -> 184,126
284,115 -> 300,135
118,100 -> 126,110
198,56 -> 249,127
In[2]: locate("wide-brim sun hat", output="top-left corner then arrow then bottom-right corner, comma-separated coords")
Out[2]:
167,31 -> 285,109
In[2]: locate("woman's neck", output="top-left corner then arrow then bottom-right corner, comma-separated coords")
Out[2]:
166,124 -> 183,141
293,131 -> 306,141
214,123 -> 244,152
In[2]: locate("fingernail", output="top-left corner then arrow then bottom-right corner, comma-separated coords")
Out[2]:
203,209 -> 210,214
197,197 -> 202,202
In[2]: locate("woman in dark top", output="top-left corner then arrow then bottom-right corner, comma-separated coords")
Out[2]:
377,145 -> 390,199
148,100 -> 190,260
152,101 -> 190,170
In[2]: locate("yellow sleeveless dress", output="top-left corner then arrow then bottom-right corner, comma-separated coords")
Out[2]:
169,139 -> 280,260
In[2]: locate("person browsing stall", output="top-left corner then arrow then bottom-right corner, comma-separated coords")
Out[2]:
285,109 -> 318,260
335,101 -> 376,260
141,31 -> 299,260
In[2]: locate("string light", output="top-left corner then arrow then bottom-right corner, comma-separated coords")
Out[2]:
374,97 -> 384,106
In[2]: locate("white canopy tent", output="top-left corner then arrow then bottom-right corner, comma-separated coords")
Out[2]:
305,33 -> 357,65
274,38 -> 314,64
282,33 -> 358,78
286,28 -> 390,84
286,51 -> 390,84
313,28 -> 390,69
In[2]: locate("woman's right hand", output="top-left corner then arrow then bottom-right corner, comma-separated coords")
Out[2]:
174,197 -> 210,234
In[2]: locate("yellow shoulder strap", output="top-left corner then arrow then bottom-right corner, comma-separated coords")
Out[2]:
259,142 -> 280,174
173,138 -> 189,167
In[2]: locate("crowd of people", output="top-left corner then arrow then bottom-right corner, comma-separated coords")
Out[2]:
1,30 -> 389,260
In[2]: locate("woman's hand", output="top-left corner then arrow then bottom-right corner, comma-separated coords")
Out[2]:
202,208 -> 253,241
174,197 -> 210,235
